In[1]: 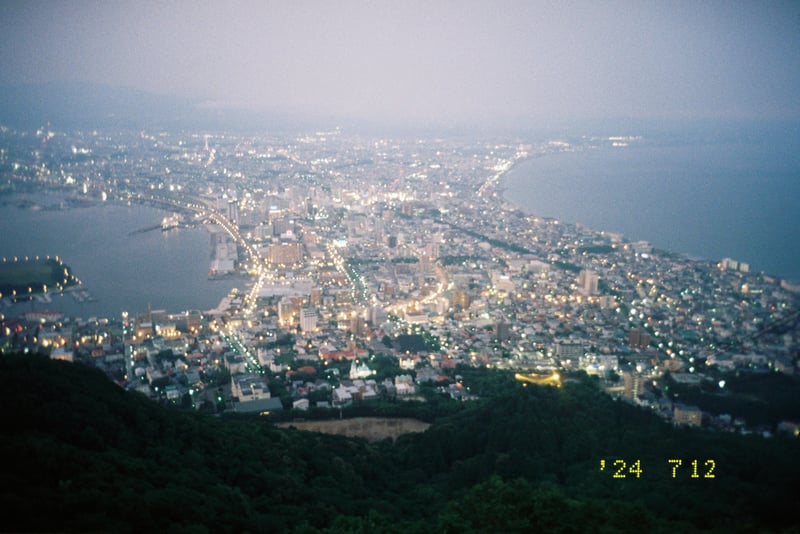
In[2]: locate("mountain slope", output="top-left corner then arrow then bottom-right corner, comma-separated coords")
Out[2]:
1,354 -> 798,533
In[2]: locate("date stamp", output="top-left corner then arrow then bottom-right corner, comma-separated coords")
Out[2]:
599,458 -> 716,479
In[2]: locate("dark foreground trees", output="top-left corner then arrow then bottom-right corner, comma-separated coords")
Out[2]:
1,353 -> 798,532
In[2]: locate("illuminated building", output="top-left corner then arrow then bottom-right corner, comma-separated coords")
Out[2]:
673,403 -> 702,427
349,359 -> 372,379
515,371 -> 561,387
622,371 -> 644,400
232,373 -> 271,401
278,298 -> 297,325
556,341 -> 584,361
451,289 -> 471,311
185,310 -> 202,331
267,242 -> 302,264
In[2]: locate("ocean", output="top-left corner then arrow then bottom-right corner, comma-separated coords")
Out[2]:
503,125 -> 800,282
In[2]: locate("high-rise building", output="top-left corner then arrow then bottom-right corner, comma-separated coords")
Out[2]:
310,287 -> 322,307
622,371 -> 644,401
495,320 -> 510,342
628,329 -> 651,349
368,305 -> 386,325
300,307 -> 317,332
227,199 -> 239,226
451,289 -> 471,311
350,313 -> 367,336
373,219 -> 385,244
720,257 -> 750,273
578,269 -> 599,296
278,298 -> 297,325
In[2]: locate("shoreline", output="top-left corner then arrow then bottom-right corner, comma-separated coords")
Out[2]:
496,143 -> 799,284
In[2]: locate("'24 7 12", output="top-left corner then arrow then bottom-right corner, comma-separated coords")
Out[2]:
599,458 -> 716,479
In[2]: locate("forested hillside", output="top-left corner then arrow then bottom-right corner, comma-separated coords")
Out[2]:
2,354 -> 798,533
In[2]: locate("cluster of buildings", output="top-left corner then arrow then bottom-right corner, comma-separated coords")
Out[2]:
1,126 -> 798,434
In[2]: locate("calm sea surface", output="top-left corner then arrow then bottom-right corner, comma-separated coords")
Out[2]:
504,135 -> 800,282
0,198 -> 240,319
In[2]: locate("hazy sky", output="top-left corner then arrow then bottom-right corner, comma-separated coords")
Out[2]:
2,1 -> 799,126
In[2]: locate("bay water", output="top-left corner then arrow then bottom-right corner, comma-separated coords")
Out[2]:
0,197 -> 240,320
504,129 -> 800,282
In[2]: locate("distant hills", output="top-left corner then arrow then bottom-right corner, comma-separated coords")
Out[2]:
1,353 -> 798,532
0,81 -> 494,136
0,81 -> 304,132
3,82 -> 799,139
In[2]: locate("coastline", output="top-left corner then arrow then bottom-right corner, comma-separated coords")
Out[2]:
496,142 -> 800,284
